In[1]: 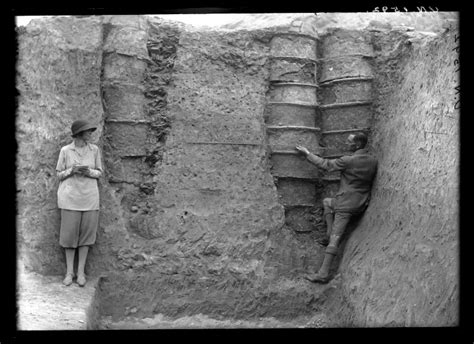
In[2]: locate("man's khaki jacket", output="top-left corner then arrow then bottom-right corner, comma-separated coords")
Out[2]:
307,148 -> 378,213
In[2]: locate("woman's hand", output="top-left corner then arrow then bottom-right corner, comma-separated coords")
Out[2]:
295,145 -> 310,157
72,165 -> 89,175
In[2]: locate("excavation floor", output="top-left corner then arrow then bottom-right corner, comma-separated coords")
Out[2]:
17,266 -> 331,330
99,312 -> 328,329
17,268 -> 99,330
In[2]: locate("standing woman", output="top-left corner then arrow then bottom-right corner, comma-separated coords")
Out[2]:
56,119 -> 103,287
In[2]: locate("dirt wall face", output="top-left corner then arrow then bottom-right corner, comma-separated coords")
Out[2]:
16,17 -> 106,274
17,13 -> 459,326
326,23 -> 459,327
151,27 -> 282,266
96,19 -> 329,320
17,15 -> 327,320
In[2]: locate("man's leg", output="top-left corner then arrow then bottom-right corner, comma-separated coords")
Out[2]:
306,211 -> 352,283
324,198 -> 334,237
317,198 -> 334,246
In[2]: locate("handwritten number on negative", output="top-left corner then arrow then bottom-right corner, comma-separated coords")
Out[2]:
455,99 -> 460,110
372,6 -> 437,12
454,85 -> 460,110
454,60 -> 460,73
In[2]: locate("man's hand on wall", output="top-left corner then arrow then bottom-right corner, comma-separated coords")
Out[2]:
295,145 -> 310,157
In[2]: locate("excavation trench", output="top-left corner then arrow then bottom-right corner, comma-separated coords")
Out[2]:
16,13 -> 459,329
93,274 -> 331,328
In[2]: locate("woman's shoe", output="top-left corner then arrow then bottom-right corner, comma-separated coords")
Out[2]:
77,274 -> 86,287
63,273 -> 74,286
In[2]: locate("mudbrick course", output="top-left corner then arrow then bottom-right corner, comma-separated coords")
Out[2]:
16,13 -> 459,328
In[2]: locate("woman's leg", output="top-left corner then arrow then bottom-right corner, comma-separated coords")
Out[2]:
76,210 -> 98,286
77,246 -> 89,276
63,248 -> 76,286
60,209 -> 81,285
77,246 -> 89,286
65,248 -> 76,274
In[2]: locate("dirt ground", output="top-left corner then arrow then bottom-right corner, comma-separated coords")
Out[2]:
99,313 -> 327,329
17,265 -> 99,330
17,265 -> 328,329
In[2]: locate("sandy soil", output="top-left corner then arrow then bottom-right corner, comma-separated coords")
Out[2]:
99,312 -> 327,329
17,266 -> 99,330
17,264 -> 329,329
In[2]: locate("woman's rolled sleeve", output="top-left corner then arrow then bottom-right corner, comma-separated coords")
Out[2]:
57,167 -> 74,180
86,168 -> 102,179
85,146 -> 103,179
56,149 -> 73,181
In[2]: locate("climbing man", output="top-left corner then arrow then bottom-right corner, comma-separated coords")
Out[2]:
295,132 -> 377,283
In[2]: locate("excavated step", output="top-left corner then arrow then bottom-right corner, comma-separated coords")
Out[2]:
318,78 -> 372,105
270,152 -> 320,179
18,268 -> 334,329
284,205 -> 320,233
319,55 -> 374,83
267,125 -> 320,152
264,27 -> 375,255
264,103 -> 318,127
95,272 -> 336,328
268,83 -> 319,105
270,33 -> 318,61
102,83 -> 147,121
269,57 -> 317,84
267,101 -> 319,108
276,178 -> 318,206
320,103 -> 372,131
105,121 -> 149,157
319,29 -> 373,58
100,312 -> 328,329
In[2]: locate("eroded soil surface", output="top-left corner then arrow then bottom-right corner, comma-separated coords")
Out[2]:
18,266 -> 329,330
99,313 -> 327,329
17,267 -> 98,330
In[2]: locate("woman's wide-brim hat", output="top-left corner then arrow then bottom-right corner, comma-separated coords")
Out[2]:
71,119 -> 97,136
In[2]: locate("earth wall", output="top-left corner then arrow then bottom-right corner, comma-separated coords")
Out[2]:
324,21 -> 459,327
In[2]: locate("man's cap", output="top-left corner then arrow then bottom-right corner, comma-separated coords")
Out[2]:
71,120 -> 97,136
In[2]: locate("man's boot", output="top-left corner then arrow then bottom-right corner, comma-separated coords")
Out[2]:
316,235 -> 329,246
304,246 -> 337,283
